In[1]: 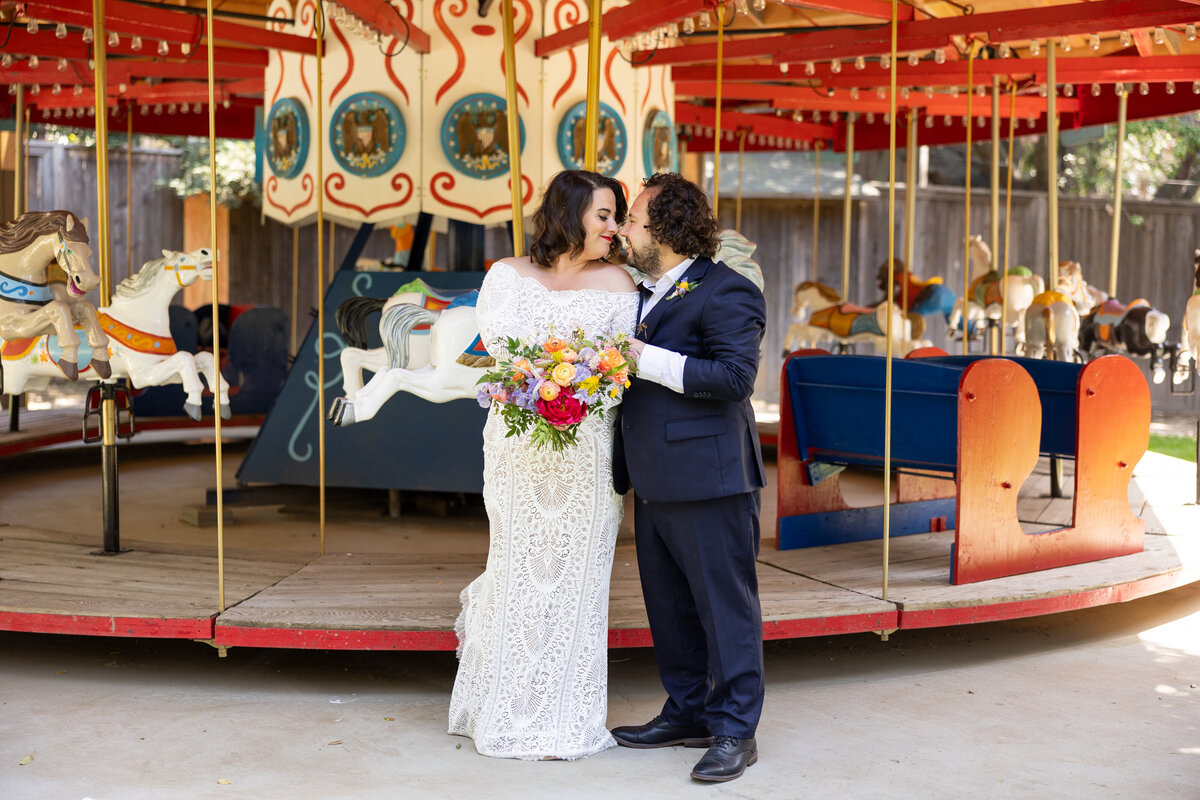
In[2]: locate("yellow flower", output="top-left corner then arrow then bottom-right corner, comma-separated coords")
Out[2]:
552,362 -> 577,387
581,375 -> 601,393
539,381 -> 561,401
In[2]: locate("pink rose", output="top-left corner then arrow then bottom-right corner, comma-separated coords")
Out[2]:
536,393 -> 587,427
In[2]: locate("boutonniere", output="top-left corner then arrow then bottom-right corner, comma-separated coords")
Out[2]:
666,278 -> 701,301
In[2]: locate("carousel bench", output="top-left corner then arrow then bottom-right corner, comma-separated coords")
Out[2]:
777,351 -> 1148,584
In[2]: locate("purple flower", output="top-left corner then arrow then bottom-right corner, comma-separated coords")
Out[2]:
573,364 -> 592,382
476,383 -> 495,409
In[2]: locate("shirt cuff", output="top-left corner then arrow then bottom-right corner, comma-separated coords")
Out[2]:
638,344 -> 687,394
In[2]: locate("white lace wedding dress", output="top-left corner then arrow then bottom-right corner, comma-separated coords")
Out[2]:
448,261 -> 638,760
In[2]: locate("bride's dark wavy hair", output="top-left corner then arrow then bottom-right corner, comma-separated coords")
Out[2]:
529,170 -> 627,269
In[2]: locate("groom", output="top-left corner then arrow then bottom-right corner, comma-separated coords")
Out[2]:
612,173 -> 767,783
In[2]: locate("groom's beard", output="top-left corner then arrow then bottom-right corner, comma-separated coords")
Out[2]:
627,241 -> 663,277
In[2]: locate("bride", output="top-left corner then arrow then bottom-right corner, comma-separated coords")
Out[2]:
448,170 -> 638,760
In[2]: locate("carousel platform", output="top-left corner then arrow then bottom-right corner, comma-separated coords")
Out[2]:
1,433 -> 1197,651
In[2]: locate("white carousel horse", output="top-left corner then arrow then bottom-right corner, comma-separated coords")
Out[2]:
329,230 -> 767,426
0,210 -> 108,380
1056,260 -> 1108,314
1,248 -> 230,420
783,280 -> 839,353
788,280 -> 918,355
1023,289 -> 1080,362
1170,250 -> 1200,384
950,235 -> 1045,353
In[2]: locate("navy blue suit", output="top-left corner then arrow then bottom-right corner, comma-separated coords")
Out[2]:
613,257 -> 767,738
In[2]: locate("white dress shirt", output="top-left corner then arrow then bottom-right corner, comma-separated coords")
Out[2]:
637,258 -> 694,394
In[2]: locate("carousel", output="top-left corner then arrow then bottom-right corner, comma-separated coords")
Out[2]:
0,0 -> 1198,652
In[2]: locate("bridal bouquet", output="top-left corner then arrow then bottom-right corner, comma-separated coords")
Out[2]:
475,329 -> 638,451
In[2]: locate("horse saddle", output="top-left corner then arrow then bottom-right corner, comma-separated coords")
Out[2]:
810,304 -> 884,338
1091,297 -> 1149,328
1031,289 -> 1072,308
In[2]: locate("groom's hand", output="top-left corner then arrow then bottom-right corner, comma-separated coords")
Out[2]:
630,339 -> 646,355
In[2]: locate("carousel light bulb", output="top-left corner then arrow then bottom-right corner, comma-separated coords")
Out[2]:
830,58 -> 841,73
180,102 -> 189,113
827,86 -> 835,97
867,112 -> 876,124
154,103 -> 162,115
924,114 -> 933,128
86,107 -> 94,117
880,54 -> 890,70
752,0 -> 766,10
57,58 -> 68,71
1063,83 -> 1074,97
1089,34 -> 1100,50
1038,83 -> 1047,97
934,48 -> 946,64
792,110 -> 803,122
908,52 -> 920,66
51,83 -> 61,95
1167,80 -> 1176,95
1,54 -> 11,68
222,98 -> 230,109
999,43 -> 1011,59
158,39 -> 169,55
901,86 -> 911,99
1028,39 -> 1040,56
73,84 -> 82,96
28,55 -> 39,69
681,16 -> 694,34
667,22 -> 679,38
813,110 -> 821,122
829,112 -> 838,123
1189,24 -> 1197,42
26,19 -> 38,34
1139,81 -> 1149,95
1153,27 -> 1165,45
876,86 -> 886,99
1027,117 -> 1035,128
1193,80 -> 1200,94
950,86 -> 959,98
924,85 -> 934,98
880,112 -> 888,124
1115,82 -> 1125,96
1120,30 -> 1132,47
53,108 -> 61,118
107,31 -> 118,47
181,42 -> 191,55
65,108 -> 73,118
29,84 -> 39,96
734,0 -> 749,16
140,104 -> 148,115
977,116 -> 986,127
697,13 -> 710,30
805,61 -> 815,76
56,22 -> 67,39
1091,82 -> 1101,96
167,103 -> 176,114
131,36 -> 142,51
850,87 -> 860,100
976,85 -> 986,97
1059,36 -> 1070,52
943,114 -> 951,126
779,62 -> 789,74
193,103 -> 201,113
855,55 -> 866,70
87,58 -> 94,70
82,27 -> 93,44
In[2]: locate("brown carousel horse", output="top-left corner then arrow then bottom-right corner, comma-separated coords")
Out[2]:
0,210 -> 109,382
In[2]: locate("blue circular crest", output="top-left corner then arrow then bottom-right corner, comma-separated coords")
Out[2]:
642,110 -> 679,176
265,97 -> 309,180
556,101 -> 627,177
330,92 -> 405,177
440,93 -> 526,180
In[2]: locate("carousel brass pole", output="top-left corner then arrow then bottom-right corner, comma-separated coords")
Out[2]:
990,76 -> 1000,355
1002,83 -> 1016,356
961,42 -> 974,357
583,0 -> 602,171
205,1 -> 226,609
291,226 -> 300,355
1108,89 -> 1127,298
842,115 -> 855,301
13,86 -> 23,217
812,142 -> 820,284
1047,41 -> 1059,289
126,104 -> 133,281
501,0 -> 525,254
92,0 -> 121,555
904,110 -> 916,279
712,3 -> 726,218
735,128 -> 745,231
316,5 -> 327,555
881,0 -> 898,611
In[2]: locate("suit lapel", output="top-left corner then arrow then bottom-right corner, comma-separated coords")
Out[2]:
639,258 -> 714,342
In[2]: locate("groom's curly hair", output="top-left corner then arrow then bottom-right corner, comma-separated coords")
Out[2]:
642,173 -> 720,259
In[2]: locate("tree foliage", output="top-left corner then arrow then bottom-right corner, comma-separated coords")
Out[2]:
1059,113 -> 1200,201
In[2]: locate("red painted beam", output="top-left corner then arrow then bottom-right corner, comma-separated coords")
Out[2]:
0,27 -> 90,59
534,0 -> 707,58
0,611 -> 213,639
778,0 -> 911,22
676,101 -> 835,142
336,0 -> 431,53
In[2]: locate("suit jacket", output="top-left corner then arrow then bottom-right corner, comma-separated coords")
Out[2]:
613,257 -> 767,503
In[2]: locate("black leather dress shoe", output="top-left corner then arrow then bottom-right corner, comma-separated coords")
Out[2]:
690,736 -> 758,782
610,716 -> 714,749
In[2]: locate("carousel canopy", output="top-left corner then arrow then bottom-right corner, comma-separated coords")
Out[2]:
2,0 -> 1200,148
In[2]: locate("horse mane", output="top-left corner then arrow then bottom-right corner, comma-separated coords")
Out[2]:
798,280 -> 840,303
0,210 -> 89,254
113,255 -> 167,299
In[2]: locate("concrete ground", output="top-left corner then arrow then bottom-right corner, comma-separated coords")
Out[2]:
1,420 -> 1198,799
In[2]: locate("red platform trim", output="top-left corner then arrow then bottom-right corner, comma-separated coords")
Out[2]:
0,612 -> 212,639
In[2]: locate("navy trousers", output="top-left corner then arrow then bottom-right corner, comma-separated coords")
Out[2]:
633,490 -> 765,739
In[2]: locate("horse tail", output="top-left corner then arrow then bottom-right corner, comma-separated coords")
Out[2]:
1043,305 -> 1056,354
380,303 -> 438,369
336,296 -> 387,350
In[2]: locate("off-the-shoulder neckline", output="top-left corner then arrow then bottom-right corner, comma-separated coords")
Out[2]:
491,260 -> 638,297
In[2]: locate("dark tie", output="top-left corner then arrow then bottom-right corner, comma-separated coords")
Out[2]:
638,282 -> 656,301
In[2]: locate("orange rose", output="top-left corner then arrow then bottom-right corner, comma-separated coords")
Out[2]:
538,380 -> 561,401
543,337 -> 567,353
612,368 -> 629,385
599,347 -> 624,373
552,362 -> 577,387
